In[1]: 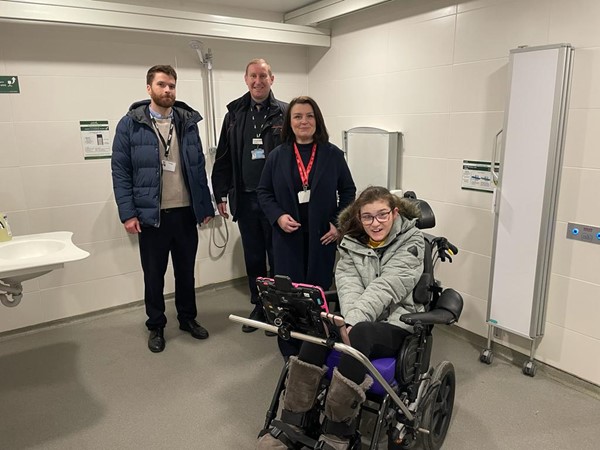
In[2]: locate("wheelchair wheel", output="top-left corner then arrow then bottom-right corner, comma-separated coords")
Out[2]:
421,361 -> 455,450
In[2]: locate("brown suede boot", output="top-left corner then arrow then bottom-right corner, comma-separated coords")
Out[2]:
317,368 -> 373,450
257,356 -> 328,449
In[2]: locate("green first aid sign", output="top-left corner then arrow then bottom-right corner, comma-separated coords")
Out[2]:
0,76 -> 20,93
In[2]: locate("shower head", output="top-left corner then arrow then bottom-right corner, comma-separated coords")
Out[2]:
189,40 -> 205,63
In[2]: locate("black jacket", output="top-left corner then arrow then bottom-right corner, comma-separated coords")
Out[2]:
211,91 -> 288,220
257,142 -> 356,290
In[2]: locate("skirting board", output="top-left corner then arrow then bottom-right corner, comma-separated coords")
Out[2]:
438,325 -> 600,400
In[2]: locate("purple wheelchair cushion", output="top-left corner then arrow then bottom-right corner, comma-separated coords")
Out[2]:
325,351 -> 397,396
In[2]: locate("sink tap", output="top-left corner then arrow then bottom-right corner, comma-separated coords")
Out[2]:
0,213 -> 12,242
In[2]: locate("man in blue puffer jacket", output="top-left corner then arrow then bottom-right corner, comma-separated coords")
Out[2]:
111,65 -> 214,353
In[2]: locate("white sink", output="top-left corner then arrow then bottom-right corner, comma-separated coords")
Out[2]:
0,232 -> 89,307
0,239 -> 67,260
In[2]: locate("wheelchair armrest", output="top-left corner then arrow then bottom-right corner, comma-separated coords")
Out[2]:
400,308 -> 457,326
401,288 -> 463,325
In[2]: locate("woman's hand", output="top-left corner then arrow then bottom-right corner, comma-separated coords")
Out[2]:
320,222 -> 339,245
277,214 -> 301,233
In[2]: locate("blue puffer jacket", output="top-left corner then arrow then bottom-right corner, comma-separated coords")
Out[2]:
111,100 -> 214,227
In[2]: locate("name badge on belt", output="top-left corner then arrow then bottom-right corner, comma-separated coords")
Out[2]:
162,160 -> 176,172
251,148 -> 265,160
298,189 -> 311,204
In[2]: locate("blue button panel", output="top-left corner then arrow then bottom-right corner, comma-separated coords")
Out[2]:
566,222 -> 600,245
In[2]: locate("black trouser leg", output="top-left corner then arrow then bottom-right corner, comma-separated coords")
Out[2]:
237,192 -> 273,304
139,220 -> 170,330
298,322 -> 411,383
338,322 -> 411,384
170,207 -> 199,324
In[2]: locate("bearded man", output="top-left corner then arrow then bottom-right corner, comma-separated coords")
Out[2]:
111,65 -> 214,353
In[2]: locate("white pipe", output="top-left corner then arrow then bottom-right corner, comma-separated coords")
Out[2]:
189,40 -> 218,153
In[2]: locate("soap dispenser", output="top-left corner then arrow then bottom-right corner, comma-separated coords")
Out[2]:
0,213 -> 12,242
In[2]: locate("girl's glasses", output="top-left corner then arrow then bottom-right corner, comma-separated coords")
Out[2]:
359,210 -> 392,225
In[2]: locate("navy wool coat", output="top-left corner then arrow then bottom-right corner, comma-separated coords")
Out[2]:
257,142 -> 356,290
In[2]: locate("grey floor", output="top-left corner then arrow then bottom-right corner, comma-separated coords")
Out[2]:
0,281 -> 599,450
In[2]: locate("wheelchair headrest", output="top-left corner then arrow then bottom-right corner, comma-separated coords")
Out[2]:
435,288 -> 463,323
403,192 -> 435,230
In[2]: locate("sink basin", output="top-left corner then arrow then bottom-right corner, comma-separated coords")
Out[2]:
0,231 -> 89,282
0,239 -> 67,260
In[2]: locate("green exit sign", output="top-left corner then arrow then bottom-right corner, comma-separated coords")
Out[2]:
0,76 -> 20,94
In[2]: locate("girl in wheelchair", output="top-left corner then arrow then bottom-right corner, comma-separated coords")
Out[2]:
258,186 -> 425,450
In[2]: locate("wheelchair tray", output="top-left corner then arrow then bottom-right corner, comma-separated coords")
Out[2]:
257,276 -> 330,339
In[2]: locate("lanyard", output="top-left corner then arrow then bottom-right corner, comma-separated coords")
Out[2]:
251,106 -> 268,139
151,117 -> 174,158
293,143 -> 317,190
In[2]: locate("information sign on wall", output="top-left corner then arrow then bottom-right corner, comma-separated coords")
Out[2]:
461,160 -> 499,192
80,120 -> 111,159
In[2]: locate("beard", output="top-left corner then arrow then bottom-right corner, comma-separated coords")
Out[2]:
150,90 -> 176,109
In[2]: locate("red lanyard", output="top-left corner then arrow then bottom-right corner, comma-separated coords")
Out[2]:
293,143 -> 317,189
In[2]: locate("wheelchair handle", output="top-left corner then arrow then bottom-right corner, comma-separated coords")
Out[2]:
432,237 -> 459,262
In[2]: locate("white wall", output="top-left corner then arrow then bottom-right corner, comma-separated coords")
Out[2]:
0,21 -> 308,333
1,0 -> 599,386
308,0 -> 599,384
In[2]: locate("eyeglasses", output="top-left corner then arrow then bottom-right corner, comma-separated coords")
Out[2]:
359,210 -> 392,225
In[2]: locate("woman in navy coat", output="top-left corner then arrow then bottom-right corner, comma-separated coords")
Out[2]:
257,96 -> 356,292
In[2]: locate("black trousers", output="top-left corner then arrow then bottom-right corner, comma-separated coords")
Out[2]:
236,191 -> 274,304
138,207 -> 198,330
298,321 -> 411,384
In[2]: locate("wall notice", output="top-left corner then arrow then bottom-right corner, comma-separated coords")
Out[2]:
81,120 -> 110,159
0,76 -> 20,94
461,160 -> 499,192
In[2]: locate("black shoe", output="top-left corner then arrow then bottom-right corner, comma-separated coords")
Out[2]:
242,305 -> 265,333
179,320 -> 209,340
148,328 -> 165,353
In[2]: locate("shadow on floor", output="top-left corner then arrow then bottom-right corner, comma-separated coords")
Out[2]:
0,342 -> 104,449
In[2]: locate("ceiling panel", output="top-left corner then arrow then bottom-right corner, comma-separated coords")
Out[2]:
100,0 -> 318,15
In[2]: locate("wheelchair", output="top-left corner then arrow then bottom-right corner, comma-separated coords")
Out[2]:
229,195 -> 464,450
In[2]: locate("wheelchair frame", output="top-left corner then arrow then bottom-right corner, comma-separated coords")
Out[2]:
229,249 -> 463,449
229,194 -> 464,449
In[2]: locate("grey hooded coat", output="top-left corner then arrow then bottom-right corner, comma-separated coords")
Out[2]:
335,210 -> 425,331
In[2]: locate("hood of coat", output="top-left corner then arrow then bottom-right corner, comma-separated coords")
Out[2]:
338,196 -> 421,240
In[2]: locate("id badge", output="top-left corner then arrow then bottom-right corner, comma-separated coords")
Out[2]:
251,148 -> 265,160
297,189 -> 311,204
162,160 -> 176,172
252,138 -> 263,145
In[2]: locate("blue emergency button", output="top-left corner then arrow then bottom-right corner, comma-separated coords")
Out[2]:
571,228 -> 579,235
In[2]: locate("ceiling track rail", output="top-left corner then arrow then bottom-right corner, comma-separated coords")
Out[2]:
0,0 -> 331,47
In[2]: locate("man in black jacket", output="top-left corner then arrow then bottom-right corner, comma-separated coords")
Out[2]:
211,59 -> 288,332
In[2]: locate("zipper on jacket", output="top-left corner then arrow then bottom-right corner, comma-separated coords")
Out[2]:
156,142 -> 163,227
